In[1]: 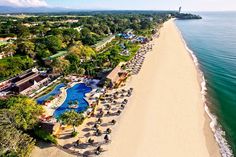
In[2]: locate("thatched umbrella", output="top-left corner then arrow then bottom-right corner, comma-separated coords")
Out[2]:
97,118 -> 103,124
117,110 -> 121,115
106,104 -> 111,110
95,146 -> 102,155
93,123 -> 99,129
88,138 -> 94,144
95,129 -> 102,136
106,128 -> 112,134
111,119 -> 116,125
75,139 -> 80,147
104,134 -> 110,143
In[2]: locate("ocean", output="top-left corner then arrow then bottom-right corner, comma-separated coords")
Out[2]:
175,12 -> 236,157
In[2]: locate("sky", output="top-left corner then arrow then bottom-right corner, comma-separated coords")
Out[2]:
0,0 -> 236,11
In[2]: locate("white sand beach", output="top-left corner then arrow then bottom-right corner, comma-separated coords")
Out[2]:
101,19 -> 221,157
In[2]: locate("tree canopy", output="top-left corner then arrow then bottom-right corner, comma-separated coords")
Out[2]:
0,97 -> 44,157
59,110 -> 84,132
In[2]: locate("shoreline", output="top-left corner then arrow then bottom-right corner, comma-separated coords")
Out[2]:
102,19 -> 221,157
173,20 -> 221,156
175,20 -> 233,157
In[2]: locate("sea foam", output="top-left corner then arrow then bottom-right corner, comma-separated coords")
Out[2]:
175,22 -> 233,157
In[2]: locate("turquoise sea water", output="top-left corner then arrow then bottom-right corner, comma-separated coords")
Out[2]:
175,12 -> 236,157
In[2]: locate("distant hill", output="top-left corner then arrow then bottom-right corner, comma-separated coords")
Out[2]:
0,6 -> 179,15
0,6 -> 74,13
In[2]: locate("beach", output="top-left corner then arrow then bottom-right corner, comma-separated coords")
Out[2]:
101,19 -> 221,157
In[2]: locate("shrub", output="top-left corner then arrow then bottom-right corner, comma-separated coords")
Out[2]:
71,131 -> 78,137
33,128 -> 57,144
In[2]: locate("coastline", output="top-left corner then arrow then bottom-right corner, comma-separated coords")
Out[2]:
173,21 -> 221,157
102,19 -> 221,157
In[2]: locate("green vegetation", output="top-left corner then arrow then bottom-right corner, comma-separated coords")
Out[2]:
0,12 -> 172,80
71,131 -> 78,137
0,56 -> 34,81
0,96 -> 44,157
33,127 -> 57,144
59,110 -> 84,135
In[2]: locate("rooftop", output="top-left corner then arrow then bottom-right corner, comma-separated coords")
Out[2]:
106,62 -> 126,83
45,51 -> 68,60
93,35 -> 115,48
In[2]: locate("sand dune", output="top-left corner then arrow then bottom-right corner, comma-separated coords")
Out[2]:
102,19 -> 220,157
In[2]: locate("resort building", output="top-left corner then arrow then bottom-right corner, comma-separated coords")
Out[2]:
43,51 -> 68,65
121,29 -> 135,39
0,68 -> 50,97
11,68 -> 49,95
106,62 -> 128,88
93,35 -> 115,51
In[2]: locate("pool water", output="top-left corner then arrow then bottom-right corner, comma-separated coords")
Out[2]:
53,83 -> 92,118
36,83 -> 92,118
37,83 -> 65,104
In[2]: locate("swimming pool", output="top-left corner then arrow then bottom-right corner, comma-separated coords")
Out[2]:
37,83 -> 65,104
53,83 -> 92,118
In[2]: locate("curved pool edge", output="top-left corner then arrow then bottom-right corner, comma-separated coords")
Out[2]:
53,82 -> 93,118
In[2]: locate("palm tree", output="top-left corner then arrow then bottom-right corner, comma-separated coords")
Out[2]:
59,110 -> 84,133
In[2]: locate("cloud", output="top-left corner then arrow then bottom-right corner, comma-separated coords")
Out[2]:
0,0 -> 48,7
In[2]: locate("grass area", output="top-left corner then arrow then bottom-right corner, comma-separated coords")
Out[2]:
118,43 -> 140,62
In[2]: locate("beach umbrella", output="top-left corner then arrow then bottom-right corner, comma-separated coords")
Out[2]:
88,138 -> 94,144
106,104 -> 111,109
106,128 -> 112,134
93,123 -> 99,129
104,134 -> 110,143
95,146 -> 102,155
111,119 -> 116,125
117,110 -> 121,115
95,129 -> 102,136
75,139 -> 80,147
97,118 -> 103,124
